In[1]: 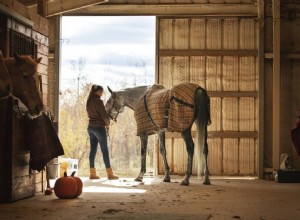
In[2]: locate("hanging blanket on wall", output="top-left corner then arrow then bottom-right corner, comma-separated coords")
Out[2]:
134,82 -> 200,135
26,112 -> 64,171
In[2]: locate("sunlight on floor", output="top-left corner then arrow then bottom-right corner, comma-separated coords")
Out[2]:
83,186 -> 146,193
82,178 -> 154,194
50,177 -> 154,194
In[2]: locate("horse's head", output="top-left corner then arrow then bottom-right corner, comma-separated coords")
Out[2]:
5,53 -> 43,115
105,86 -> 125,120
0,50 -> 12,98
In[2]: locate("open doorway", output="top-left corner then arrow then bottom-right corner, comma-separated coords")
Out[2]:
59,16 -> 156,177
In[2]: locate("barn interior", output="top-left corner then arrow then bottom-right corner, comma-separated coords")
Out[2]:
0,0 -> 300,220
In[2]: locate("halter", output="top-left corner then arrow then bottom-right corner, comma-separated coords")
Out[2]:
0,95 -> 42,119
109,99 -> 124,122
0,94 -> 12,100
110,111 -> 119,122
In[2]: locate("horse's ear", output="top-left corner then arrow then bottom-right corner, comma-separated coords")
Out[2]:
13,52 -> 23,63
36,57 -> 42,64
107,86 -> 113,94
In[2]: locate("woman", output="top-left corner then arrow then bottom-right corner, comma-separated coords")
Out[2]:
86,84 -> 119,180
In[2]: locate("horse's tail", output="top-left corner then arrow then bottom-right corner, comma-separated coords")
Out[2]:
194,88 -> 211,178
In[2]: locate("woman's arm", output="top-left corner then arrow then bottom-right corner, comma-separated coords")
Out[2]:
96,99 -> 110,126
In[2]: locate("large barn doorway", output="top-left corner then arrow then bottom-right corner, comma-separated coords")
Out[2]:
59,16 -> 156,177
59,16 -> 260,178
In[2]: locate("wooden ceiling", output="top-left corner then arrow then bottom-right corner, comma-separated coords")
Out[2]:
15,0 -> 258,17
18,0 -> 257,6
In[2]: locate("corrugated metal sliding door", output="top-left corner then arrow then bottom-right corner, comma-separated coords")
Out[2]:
156,17 -> 258,176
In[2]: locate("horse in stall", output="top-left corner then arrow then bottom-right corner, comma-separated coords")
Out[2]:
1,52 -> 43,116
0,50 -> 12,98
0,52 -> 64,174
105,82 -> 211,185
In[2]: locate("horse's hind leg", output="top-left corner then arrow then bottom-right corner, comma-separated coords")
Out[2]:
135,132 -> 148,182
180,129 -> 194,186
158,131 -> 170,182
203,129 -> 211,185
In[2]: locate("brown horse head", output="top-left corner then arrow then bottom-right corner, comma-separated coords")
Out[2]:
0,50 -> 12,97
4,53 -> 43,115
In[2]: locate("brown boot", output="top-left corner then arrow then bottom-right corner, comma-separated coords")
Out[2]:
106,168 -> 119,180
90,168 -> 100,179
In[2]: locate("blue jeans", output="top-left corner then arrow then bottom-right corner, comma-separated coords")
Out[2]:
87,126 -> 111,169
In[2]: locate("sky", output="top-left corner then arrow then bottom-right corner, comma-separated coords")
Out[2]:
61,16 -> 156,91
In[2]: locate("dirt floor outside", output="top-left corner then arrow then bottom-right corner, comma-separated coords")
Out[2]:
1,176 -> 300,220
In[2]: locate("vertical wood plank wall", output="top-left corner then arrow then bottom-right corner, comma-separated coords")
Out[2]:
33,31 -> 49,106
157,17 -> 258,176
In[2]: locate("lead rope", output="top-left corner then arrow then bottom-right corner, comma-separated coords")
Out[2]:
0,93 -> 12,100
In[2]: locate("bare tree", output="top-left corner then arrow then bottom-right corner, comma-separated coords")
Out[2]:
70,57 -> 87,118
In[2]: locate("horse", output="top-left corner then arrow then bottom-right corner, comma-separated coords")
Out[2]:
0,50 -> 12,98
3,53 -> 43,116
105,83 -> 211,185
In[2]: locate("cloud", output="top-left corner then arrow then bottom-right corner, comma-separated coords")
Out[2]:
62,16 -> 155,45
61,43 -> 155,67
61,16 -> 156,92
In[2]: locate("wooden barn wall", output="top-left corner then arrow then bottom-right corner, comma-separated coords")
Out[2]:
0,2 -> 49,193
157,17 -> 258,176
263,0 -> 300,171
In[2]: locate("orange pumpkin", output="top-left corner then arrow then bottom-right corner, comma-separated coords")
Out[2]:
71,171 -> 83,197
54,172 -> 77,199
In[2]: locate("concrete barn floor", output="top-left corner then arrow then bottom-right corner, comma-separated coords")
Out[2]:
0,176 -> 300,220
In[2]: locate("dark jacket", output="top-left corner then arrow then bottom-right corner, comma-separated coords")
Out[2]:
86,94 -> 110,127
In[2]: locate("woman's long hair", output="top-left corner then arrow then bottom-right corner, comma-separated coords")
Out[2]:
86,84 -> 104,108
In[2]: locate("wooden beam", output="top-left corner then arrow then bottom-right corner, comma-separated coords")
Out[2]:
0,4 -> 34,26
207,91 -> 258,98
155,17 -> 159,84
282,53 -> 300,59
258,0 -> 265,179
159,50 -> 258,57
265,53 -> 300,59
36,0 -> 108,17
37,0 -> 46,17
272,0 -> 280,171
54,16 -> 61,126
65,4 -> 258,16
165,131 -> 258,139
0,0 -> 49,35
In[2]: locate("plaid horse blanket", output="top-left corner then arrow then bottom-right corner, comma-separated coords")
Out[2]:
134,82 -> 200,135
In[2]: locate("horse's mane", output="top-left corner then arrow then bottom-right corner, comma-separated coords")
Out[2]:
4,55 -> 38,71
121,85 -> 150,92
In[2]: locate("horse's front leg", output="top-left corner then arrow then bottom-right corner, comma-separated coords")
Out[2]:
158,131 -> 171,182
134,132 -> 148,182
181,129 -> 194,186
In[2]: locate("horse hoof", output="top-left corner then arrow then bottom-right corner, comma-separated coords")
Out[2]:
134,177 -> 143,182
180,180 -> 189,186
163,178 -> 171,183
203,179 -> 211,185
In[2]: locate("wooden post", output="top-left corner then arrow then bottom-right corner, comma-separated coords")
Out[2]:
37,0 -> 47,17
272,0 -> 281,170
258,0 -> 265,179
54,15 -> 61,128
